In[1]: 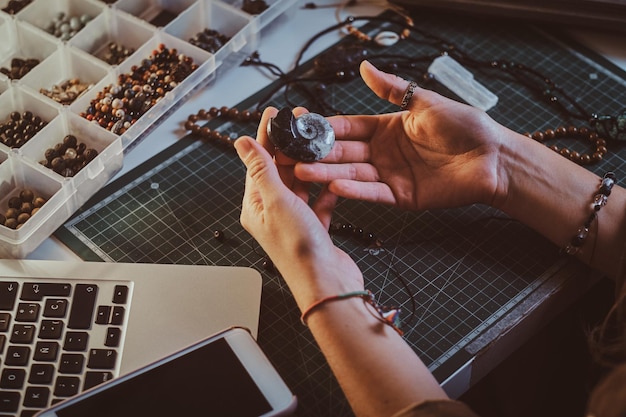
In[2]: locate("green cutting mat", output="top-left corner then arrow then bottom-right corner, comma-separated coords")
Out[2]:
55,9 -> 626,417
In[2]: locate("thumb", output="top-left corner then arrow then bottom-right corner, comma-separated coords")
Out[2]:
234,136 -> 285,194
360,60 -> 422,110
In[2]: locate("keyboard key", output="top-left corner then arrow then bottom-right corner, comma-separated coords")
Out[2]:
33,342 -> 59,362
0,312 -> 10,331
29,364 -> 55,384
59,354 -> 84,374
63,332 -> 88,351
83,371 -> 113,390
43,299 -> 68,318
22,386 -> 49,408
39,320 -> 63,340
10,324 -> 35,344
5,346 -> 30,366
16,303 -> 40,322
87,349 -> 117,369
68,285 -> 98,329
110,306 -> 125,325
54,376 -> 80,397
0,391 -> 20,412
95,305 -> 111,324
0,282 -> 18,310
20,283 -> 71,301
112,285 -> 129,304
1,368 -> 26,389
105,328 -> 121,347
0,334 -> 5,352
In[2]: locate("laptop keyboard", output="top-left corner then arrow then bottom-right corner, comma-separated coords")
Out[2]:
0,277 -> 132,417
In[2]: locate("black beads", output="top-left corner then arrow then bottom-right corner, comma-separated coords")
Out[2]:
242,0 -> 269,14
189,29 -> 231,54
0,111 -> 47,148
329,222 -> 383,248
267,108 -> 335,162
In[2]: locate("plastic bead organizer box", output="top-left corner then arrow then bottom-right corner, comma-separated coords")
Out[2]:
0,0 -> 297,258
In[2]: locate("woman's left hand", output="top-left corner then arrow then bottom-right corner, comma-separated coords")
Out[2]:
234,107 -> 364,310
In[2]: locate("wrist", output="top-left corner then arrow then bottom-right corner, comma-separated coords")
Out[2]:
276,247 -> 365,312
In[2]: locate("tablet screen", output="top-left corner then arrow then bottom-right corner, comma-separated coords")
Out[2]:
56,338 -> 272,416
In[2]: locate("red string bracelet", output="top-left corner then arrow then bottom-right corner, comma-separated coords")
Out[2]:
300,290 -> 403,336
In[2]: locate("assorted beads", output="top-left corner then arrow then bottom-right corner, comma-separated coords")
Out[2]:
0,57 -> 40,80
44,12 -> 93,41
184,106 -> 262,147
0,189 -> 47,230
81,44 -> 198,134
39,134 -> 99,178
525,125 -> 608,166
0,111 -> 47,149
40,78 -> 93,105
563,171 -> 616,255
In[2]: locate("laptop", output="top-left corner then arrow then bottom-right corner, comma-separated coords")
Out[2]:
0,259 -> 262,416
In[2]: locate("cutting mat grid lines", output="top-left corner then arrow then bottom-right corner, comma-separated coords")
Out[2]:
55,11 -> 626,417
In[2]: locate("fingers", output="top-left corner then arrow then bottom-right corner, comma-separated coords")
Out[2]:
234,135 -> 284,197
295,161 -> 379,183
359,60 -> 424,111
328,179 -> 397,207
256,106 -> 278,156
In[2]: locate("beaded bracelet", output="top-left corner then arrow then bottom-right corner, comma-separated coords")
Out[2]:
300,290 -> 403,336
563,171 -> 616,255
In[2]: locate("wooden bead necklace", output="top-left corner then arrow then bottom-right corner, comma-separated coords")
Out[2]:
184,106 -> 263,147
524,125 -> 608,166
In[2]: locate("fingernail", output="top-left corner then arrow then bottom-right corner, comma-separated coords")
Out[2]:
234,137 -> 253,160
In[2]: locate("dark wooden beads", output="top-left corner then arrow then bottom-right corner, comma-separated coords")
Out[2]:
524,125 -> 608,165
0,111 -> 47,148
1,188 -> 47,230
39,134 -> 99,177
184,106 -> 262,147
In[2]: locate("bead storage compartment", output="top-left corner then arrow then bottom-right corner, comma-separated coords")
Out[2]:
0,0 -> 298,258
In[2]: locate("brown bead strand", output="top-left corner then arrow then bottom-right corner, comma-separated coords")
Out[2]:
524,125 -> 608,166
184,106 -> 262,147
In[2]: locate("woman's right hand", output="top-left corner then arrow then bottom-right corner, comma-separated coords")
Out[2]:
295,60 -> 513,212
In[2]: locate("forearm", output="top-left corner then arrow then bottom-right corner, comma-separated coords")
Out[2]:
494,127 -> 626,279
304,296 -> 447,417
